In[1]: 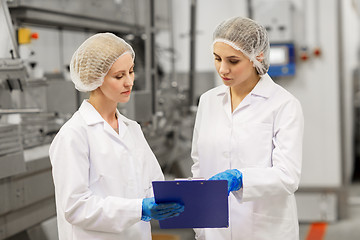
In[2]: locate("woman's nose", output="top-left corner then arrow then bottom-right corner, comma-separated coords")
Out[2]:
219,62 -> 230,75
124,75 -> 134,87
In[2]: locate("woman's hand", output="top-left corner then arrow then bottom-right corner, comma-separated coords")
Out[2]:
141,197 -> 184,221
209,169 -> 243,195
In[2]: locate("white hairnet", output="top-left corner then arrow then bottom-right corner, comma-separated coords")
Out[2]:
70,32 -> 135,92
213,17 -> 270,75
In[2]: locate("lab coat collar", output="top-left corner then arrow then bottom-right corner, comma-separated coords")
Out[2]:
116,112 -> 133,138
79,100 -> 131,138
215,73 -> 275,99
79,100 -> 104,125
250,73 -> 274,99
215,74 -> 276,115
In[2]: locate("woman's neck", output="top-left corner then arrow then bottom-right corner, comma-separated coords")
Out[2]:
230,75 -> 260,112
88,91 -> 117,125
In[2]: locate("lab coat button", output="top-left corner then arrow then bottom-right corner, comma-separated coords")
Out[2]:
223,152 -> 230,158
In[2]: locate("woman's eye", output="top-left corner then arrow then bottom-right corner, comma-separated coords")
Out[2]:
229,60 -> 239,64
214,58 -> 221,62
115,75 -> 123,79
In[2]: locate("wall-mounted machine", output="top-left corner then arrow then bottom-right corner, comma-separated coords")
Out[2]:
252,0 -> 296,78
267,43 -> 296,77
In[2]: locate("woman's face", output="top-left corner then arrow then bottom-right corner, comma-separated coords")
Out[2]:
213,42 -> 258,88
100,53 -> 134,103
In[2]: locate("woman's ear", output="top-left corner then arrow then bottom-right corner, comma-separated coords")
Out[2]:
256,52 -> 264,62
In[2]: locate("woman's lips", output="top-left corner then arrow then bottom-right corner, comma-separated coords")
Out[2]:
222,77 -> 231,81
121,90 -> 131,95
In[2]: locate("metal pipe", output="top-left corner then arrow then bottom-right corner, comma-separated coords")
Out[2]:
247,0 -> 253,19
337,0 -> 346,186
189,0 -> 197,106
150,0 -> 157,115
336,0 -> 349,221
0,108 -> 42,114
168,0 -> 176,84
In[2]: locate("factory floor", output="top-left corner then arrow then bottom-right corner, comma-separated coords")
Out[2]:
298,182 -> 360,240
151,183 -> 360,240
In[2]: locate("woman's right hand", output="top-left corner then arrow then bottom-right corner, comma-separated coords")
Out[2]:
141,197 -> 184,222
209,169 -> 243,195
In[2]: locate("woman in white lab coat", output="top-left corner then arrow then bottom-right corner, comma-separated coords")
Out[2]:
49,33 -> 183,240
191,17 -> 304,240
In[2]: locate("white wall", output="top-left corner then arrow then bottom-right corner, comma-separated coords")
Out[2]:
277,0 -> 342,187
172,0 -> 247,73
172,0 -> 191,73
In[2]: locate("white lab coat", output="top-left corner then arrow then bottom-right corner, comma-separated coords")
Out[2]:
49,100 -> 164,240
191,74 -> 304,240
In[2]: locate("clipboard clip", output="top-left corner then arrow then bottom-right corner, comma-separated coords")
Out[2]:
174,177 -> 205,181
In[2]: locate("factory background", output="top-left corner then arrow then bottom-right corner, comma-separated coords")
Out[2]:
0,0 -> 360,239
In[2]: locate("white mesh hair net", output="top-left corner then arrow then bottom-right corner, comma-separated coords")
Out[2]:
70,32 -> 135,92
213,17 -> 270,75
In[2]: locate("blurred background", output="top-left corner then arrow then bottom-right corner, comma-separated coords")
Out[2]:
0,0 -> 360,239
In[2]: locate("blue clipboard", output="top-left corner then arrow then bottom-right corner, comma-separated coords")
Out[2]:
152,180 -> 229,229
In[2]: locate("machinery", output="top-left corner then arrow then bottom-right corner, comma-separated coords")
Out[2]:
252,0 -> 296,78
0,0 -> 194,238
0,0 -> 57,239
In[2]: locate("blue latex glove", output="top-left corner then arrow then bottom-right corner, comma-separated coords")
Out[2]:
209,169 -> 243,195
141,197 -> 184,222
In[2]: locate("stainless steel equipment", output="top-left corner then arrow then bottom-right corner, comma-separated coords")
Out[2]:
0,0 -> 150,239
0,144 -> 55,240
0,124 -> 25,179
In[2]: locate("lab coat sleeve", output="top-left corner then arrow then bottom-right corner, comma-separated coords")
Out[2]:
191,126 -> 200,178
191,100 -> 203,179
49,125 -> 142,233
234,98 -> 304,202
138,125 -> 165,197
190,100 -> 204,239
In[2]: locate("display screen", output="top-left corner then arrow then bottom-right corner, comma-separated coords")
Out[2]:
269,46 -> 288,65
